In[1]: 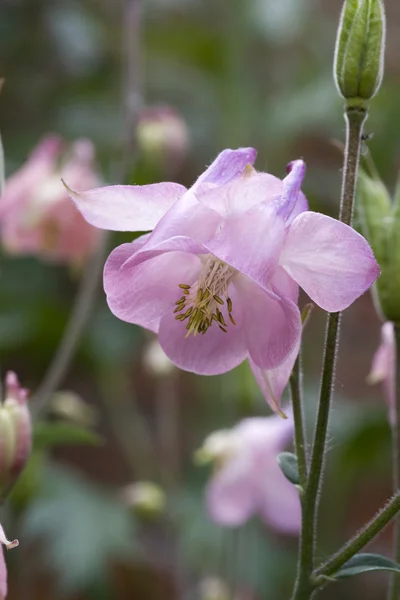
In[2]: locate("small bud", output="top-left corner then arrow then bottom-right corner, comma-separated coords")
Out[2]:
357,169 -> 400,322
0,372 -> 32,497
334,0 -> 386,102
137,106 -> 189,177
143,339 -> 175,378
49,390 -> 99,427
198,578 -> 231,600
120,482 -> 165,519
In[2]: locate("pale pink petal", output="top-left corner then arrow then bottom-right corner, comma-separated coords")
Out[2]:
193,148 -> 257,189
66,182 -> 187,231
5,372 -> 28,404
195,172 -> 283,218
104,237 -> 201,332
280,212 -> 380,312
207,453 -> 257,526
271,265 -> 299,303
367,322 -> 396,423
205,202 -> 285,287
258,457 -> 301,534
276,160 -> 306,221
0,525 -> 18,550
287,191 -> 308,225
234,275 -> 301,370
249,336 -> 300,414
158,282 -> 247,375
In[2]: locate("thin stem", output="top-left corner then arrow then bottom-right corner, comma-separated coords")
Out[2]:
31,234 -> 108,418
290,352 -> 308,487
314,489 -> 400,579
388,325 -> 400,600
290,105 -> 367,600
31,0 -> 143,418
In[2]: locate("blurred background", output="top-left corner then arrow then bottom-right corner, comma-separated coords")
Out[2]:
1,0 -> 400,598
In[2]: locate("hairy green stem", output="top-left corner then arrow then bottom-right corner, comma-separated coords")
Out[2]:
388,325 -> 400,600
290,106 -> 367,600
314,489 -> 400,580
290,353 -> 308,488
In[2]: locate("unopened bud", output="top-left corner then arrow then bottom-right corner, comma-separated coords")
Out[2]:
120,481 -> 165,519
358,169 -> 400,322
143,339 -> 175,378
137,106 -> 189,177
49,390 -> 99,427
0,372 -> 32,497
334,0 -> 386,103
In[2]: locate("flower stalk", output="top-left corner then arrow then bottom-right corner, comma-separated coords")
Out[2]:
290,105 -> 367,600
388,324 -> 400,600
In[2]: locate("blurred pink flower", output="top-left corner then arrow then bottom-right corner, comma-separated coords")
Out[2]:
368,322 -> 395,423
0,136 -> 101,266
197,416 -> 301,534
67,147 -> 379,412
0,523 -> 18,600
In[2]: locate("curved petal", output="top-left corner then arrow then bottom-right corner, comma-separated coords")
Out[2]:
65,181 -> 187,231
276,160 -> 306,221
367,322 -> 395,423
158,282 -> 247,375
193,147 -> 257,189
104,238 -> 201,332
280,212 -> 380,312
234,275 -> 301,370
287,191 -> 308,225
249,335 -> 301,415
206,453 -> 257,526
205,202 -> 285,287
195,171 -> 283,218
258,458 -> 301,534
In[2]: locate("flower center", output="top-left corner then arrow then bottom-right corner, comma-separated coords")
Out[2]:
174,257 -> 237,337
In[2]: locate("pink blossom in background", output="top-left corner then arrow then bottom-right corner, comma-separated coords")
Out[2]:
368,322 -> 396,423
0,371 -> 32,494
67,148 -> 379,412
0,523 -> 18,600
0,136 -> 102,266
197,415 -> 301,533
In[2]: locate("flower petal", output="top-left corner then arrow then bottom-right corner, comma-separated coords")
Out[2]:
104,236 -> 201,332
258,458 -> 301,534
206,453 -> 257,526
280,212 -> 380,312
205,202 -> 285,287
276,160 -> 306,221
234,275 -> 301,370
367,322 -> 396,423
193,147 -> 257,189
249,335 -> 300,414
158,282 -> 247,375
65,181 -> 187,231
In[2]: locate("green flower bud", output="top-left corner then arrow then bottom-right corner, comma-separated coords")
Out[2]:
357,169 -> 400,322
334,0 -> 386,103
120,481 -> 165,519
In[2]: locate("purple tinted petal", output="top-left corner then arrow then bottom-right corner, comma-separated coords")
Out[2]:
195,171 -> 283,218
207,453 -> 257,526
66,182 -> 186,231
249,335 -> 300,414
0,547 -> 6,600
193,148 -> 257,189
205,202 -> 285,287
287,191 -> 308,225
158,283 -> 247,375
276,160 -> 306,221
234,275 -> 301,370
104,237 -> 201,332
368,322 -> 396,423
280,212 -> 380,312
258,457 -> 301,535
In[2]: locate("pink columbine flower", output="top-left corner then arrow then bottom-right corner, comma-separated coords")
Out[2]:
0,135 -> 101,266
368,322 -> 395,423
0,524 -> 18,600
196,416 -> 301,533
0,372 -> 32,495
67,148 -> 379,412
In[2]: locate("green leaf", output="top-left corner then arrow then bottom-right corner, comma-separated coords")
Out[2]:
335,553 -> 400,579
33,422 -> 103,449
277,452 -> 300,485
